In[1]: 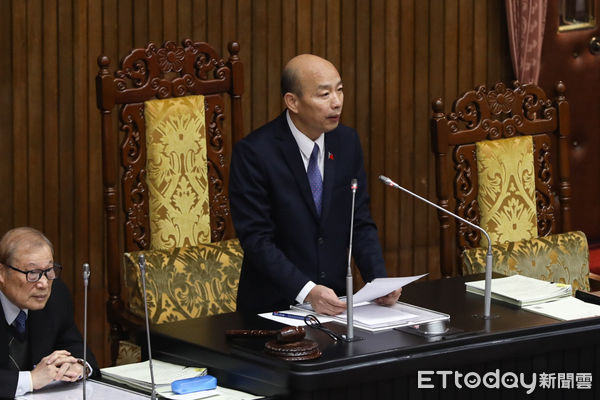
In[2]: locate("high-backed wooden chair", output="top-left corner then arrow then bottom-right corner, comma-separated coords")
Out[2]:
96,40 -> 244,363
431,81 -> 590,291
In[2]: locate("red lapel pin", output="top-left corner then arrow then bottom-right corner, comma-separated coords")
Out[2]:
328,152 -> 334,160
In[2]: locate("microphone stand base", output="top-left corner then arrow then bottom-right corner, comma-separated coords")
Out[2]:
472,313 -> 500,320
341,335 -> 364,342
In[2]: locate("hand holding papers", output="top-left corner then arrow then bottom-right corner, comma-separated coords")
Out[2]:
276,273 -> 449,332
352,274 -> 427,304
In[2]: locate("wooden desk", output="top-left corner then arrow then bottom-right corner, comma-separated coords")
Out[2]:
150,276 -> 600,399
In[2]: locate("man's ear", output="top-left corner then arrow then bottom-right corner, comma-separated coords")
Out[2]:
284,92 -> 299,114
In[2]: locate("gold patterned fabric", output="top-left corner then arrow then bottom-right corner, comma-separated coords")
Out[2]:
115,340 -> 142,365
144,95 -> 210,249
462,231 -> 590,292
123,239 -> 243,324
476,136 -> 538,247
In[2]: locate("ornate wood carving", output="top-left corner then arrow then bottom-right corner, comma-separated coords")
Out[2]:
96,40 -> 243,363
431,81 -> 571,277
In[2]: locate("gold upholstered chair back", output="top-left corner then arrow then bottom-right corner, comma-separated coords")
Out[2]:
430,81 -> 589,291
96,40 -> 244,363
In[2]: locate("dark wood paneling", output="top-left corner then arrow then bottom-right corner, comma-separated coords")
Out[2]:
267,0 -> 282,119
13,0 -> 28,226
0,0 -> 512,367
398,0 -> 415,276
0,0 -> 13,234
383,0 -> 400,276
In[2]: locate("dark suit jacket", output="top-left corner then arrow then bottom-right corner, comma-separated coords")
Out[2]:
230,112 -> 387,313
0,279 -> 99,399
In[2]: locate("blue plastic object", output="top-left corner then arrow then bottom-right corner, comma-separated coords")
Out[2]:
171,375 -> 217,394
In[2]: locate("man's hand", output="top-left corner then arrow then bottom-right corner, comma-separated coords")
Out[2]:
31,350 -> 83,390
305,285 -> 346,315
374,288 -> 402,306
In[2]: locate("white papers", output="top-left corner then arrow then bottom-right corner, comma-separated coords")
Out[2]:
16,380 -> 150,400
523,296 -> 600,321
352,274 -> 428,304
101,360 -> 262,400
156,386 -> 219,400
340,303 -> 418,326
465,274 -> 572,307
101,360 -> 206,393
334,301 -> 449,332
16,379 -> 262,400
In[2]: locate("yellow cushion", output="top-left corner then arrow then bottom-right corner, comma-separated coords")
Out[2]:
476,136 -> 538,247
123,239 -> 243,324
144,95 -> 210,249
462,231 -> 590,292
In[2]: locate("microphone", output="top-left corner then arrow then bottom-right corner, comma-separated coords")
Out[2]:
82,263 -> 90,400
345,179 -> 358,341
379,175 -> 494,319
139,254 -> 157,400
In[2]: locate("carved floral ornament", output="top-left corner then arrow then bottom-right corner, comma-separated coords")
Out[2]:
157,42 -> 185,72
114,41 -> 229,94
446,82 -> 555,139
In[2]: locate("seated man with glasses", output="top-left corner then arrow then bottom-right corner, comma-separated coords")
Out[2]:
0,227 -> 98,398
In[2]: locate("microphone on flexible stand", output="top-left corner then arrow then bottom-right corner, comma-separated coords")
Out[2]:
379,175 -> 495,319
82,263 -> 90,400
345,179 -> 358,341
139,254 -> 157,400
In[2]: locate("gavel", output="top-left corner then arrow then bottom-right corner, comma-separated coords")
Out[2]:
224,326 -> 305,343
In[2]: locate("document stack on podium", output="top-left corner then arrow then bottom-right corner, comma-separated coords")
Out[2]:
465,274 -> 572,307
334,301 -> 449,332
466,274 -> 600,321
101,360 -> 218,399
284,274 -> 450,332
101,360 -> 261,400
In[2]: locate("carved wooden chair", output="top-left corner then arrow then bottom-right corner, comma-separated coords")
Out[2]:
96,40 -> 244,364
431,81 -> 590,291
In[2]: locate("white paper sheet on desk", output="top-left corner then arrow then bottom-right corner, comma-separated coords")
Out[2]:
339,303 -> 418,326
16,380 -> 150,399
352,273 -> 428,304
17,380 -> 262,400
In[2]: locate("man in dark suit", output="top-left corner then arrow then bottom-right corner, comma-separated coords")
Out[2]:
230,54 -> 401,315
0,227 -> 98,398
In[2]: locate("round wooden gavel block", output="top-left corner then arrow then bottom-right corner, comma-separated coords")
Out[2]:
264,339 -> 321,361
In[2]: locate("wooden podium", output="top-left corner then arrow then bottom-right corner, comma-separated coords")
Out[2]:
149,275 -> 600,399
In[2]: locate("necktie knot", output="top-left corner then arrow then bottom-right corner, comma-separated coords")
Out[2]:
307,143 -> 323,216
13,310 -> 27,335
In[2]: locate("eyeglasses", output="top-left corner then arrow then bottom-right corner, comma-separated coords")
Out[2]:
304,314 -> 348,342
2,262 -> 62,282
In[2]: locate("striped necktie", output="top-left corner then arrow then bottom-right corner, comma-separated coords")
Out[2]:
307,143 -> 323,216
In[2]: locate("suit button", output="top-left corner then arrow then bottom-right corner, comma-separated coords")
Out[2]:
320,272 -> 326,279
318,237 -> 324,245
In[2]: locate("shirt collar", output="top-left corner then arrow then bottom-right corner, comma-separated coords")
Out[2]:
286,110 -> 325,160
0,289 -> 27,326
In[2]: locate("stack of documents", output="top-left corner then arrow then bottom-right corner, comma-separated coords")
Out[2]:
335,301 -> 448,331
465,274 -> 572,307
101,359 -> 207,394
274,273 -> 449,332
523,296 -> 600,320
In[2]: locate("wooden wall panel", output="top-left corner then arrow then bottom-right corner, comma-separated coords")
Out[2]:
0,0 -> 13,235
383,0 -> 400,276
398,0 -> 415,277
0,0 -> 512,367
